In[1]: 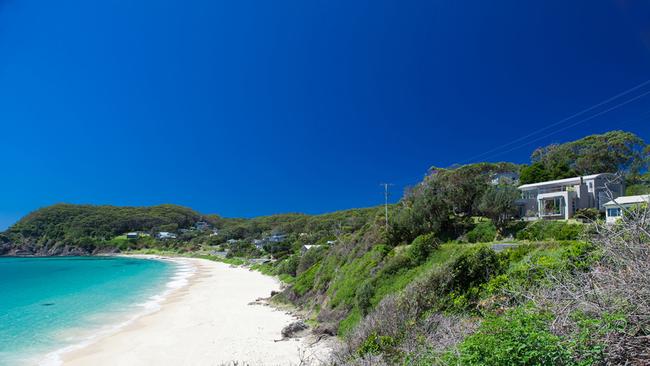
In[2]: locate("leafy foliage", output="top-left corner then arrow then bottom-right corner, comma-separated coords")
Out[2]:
478,184 -> 520,230
453,307 -> 572,365
520,131 -> 647,184
516,220 -> 584,241
465,221 -> 496,243
6,203 -> 201,251
390,162 -> 519,245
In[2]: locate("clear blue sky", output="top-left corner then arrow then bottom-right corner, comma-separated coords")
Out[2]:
1,0 -> 650,229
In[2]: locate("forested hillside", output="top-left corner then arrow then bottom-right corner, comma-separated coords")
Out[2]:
0,204 -> 202,255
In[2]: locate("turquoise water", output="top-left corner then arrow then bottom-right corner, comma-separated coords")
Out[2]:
0,257 -> 176,365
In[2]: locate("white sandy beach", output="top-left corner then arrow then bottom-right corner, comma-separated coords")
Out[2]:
59,258 -> 331,366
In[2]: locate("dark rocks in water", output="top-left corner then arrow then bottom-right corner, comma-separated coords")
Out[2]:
41,303 -> 55,306
270,290 -> 280,297
281,321 -> 308,338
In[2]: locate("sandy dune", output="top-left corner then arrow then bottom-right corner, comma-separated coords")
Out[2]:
60,258 -> 330,366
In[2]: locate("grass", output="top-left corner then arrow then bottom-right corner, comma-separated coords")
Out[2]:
370,243 -> 472,307
326,246 -> 384,308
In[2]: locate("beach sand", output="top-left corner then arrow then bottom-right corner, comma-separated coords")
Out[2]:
60,258 -> 331,366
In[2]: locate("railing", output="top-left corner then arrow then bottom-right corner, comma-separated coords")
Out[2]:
538,186 -> 575,194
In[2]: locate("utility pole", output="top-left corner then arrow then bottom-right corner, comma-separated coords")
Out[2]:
380,183 -> 393,227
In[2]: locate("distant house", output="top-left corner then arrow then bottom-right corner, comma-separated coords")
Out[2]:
491,172 -> 520,186
227,239 -> 238,244
157,232 -> 177,240
195,221 -> 210,231
326,240 -> 337,245
126,232 -> 139,239
268,234 -> 286,243
604,195 -> 650,224
301,245 -> 324,254
517,173 -> 624,220
253,239 -> 265,249
209,229 -> 220,237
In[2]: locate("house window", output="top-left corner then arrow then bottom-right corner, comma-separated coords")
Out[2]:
588,181 -> 593,192
607,208 -> 621,217
542,197 -> 563,216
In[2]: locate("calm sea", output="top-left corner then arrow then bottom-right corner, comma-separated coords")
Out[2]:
0,256 -> 179,365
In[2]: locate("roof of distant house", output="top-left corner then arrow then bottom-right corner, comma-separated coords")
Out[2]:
603,195 -> 650,207
518,173 -> 614,190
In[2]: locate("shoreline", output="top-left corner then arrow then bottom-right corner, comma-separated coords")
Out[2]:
57,256 -> 331,366
39,256 -> 195,366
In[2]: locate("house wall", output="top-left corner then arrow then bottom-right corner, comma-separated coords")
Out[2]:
517,174 -> 623,221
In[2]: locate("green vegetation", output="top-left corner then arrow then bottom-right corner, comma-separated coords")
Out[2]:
452,307 -> 572,365
3,130 -> 649,365
519,130 -> 648,184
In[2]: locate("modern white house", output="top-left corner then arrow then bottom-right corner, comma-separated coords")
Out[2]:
516,173 -> 624,220
603,194 -> 650,224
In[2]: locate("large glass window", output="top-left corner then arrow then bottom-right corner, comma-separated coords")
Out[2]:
542,197 -> 563,216
607,208 -> 621,217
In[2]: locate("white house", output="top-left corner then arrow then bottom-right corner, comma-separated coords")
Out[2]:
517,173 -> 624,220
301,245 -> 323,254
157,231 -> 177,239
491,172 -> 519,186
603,194 -> 650,224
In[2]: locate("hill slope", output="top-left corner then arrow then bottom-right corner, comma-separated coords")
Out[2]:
0,204 -> 202,255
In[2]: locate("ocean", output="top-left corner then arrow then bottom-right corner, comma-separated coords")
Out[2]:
0,256 -> 185,365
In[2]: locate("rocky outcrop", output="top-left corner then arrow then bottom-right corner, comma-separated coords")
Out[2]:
281,321 -> 309,338
0,239 -> 119,256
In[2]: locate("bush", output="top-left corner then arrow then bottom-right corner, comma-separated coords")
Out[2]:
516,221 -> 584,241
466,221 -> 497,243
275,255 -> 299,276
454,307 -> 571,365
407,233 -> 439,264
574,208 -> 600,221
358,332 -> 397,357
381,253 -> 414,275
297,246 -> 326,274
449,246 -> 505,293
356,280 -> 376,316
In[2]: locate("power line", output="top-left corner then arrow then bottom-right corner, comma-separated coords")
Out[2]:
461,79 -> 650,164
462,86 -> 650,164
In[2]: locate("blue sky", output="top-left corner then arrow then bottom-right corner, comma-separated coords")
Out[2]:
1,0 -> 650,229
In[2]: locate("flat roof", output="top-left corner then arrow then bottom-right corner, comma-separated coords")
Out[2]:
603,195 -> 650,207
518,173 -> 612,190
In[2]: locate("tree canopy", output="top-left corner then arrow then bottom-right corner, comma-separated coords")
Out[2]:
520,131 -> 648,184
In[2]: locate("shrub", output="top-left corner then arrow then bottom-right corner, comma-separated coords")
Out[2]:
407,233 -> 439,264
449,246 -> 504,291
297,246 -> 326,274
356,280 -> 376,316
516,221 -> 584,241
358,332 -> 397,356
466,221 -> 497,243
381,253 -> 414,275
574,208 -> 600,221
275,255 -> 299,276
454,307 -> 571,365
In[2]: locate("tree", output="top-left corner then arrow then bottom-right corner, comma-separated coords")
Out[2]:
524,131 -> 647,184
478,185 -> 520,230
519,162 -> 549,185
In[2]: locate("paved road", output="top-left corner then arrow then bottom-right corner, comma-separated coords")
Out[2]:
491,243 -> 519,252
